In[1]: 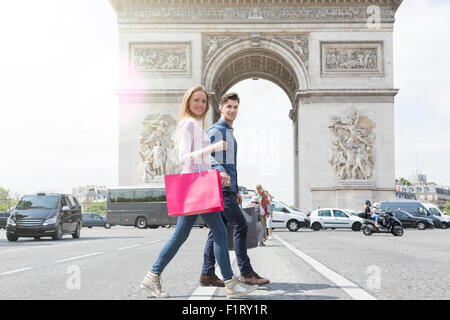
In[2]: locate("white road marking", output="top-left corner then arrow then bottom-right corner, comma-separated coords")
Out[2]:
54,252 -> 103,263
117,244 -> 141,251
0,267 -> 34,276
117,239 -> 162,250
274,235 -> 377,300
145,240 -> 163,245
189,253 -> 236,300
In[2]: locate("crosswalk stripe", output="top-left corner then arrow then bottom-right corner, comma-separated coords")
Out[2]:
274,235 -> 377,300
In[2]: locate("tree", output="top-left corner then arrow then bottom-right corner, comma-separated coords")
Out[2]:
86,201 -> 106,216
0,187 -> 19,212
395,177 -> 411,186
444,201 -> 450,215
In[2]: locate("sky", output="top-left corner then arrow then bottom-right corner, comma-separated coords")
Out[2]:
0,0 -> 449,206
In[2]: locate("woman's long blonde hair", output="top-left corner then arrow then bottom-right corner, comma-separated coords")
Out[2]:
175,85 -> 210,147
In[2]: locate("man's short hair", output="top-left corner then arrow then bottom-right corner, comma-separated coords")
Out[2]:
220,92 -> 240,106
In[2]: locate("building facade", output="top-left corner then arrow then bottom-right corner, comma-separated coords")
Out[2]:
396,174 -> 450,209
72,185 -> 107,212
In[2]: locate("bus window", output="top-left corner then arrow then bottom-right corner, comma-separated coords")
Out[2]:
153,188 -> 166,202
109,190 -> 133,202
134,188 -> 166,202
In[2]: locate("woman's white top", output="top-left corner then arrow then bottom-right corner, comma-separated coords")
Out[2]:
178,118 -> 212,174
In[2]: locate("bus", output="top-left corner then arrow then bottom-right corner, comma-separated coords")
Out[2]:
106,186 -> 205,229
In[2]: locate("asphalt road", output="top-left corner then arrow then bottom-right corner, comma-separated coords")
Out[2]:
0,226 -> 449,300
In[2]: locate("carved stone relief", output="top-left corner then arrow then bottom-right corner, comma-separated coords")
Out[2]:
138,114 -> 181,183
202,35 -> 244,63
116,6 -> 396,24
272,34 -> 309,67
202,33 -> 309,69
130,43 -> 191,76
329,111 -> 375,181
321,42 -> 383,76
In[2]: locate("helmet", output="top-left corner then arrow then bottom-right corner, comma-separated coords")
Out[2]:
365,200 -> 371,206
373,202 -> 380,210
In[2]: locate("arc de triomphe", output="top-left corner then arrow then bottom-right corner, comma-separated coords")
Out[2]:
109,0 -> 402,210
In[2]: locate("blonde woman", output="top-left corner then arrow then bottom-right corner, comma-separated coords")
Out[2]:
141,85 -> 258,299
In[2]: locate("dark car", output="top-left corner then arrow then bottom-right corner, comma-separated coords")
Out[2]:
380,201 -> 443,229
82,212 -> 111,229
6,193 -> 82,241
0,212 -> 10,229
393,210 -> 435,230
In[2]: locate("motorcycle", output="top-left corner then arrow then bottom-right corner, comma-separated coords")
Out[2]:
358,210 -> 404,237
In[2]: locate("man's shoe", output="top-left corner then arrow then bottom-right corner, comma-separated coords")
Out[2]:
200,274 -> 225,287
258,242 -> 265,247
224,276 -> 258,299
141,272 -> 169,298
239,271 -> 270,285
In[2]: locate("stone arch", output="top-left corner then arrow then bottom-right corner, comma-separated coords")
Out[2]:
203,36 -> 310,111
202,36 -> 308,205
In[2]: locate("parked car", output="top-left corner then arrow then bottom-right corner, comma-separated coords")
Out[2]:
6,192 -> 82,241
309,208 -> 364,232
343,209 -> 359,217
379,201 -> 443,229
422,203 -> 449,229
82,212 -> 111,229
392,210 -> 435,230
269,200 -> 309,232
0,212 -> 10,229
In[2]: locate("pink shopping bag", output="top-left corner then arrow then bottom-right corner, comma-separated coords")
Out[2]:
164,169 -> 224,216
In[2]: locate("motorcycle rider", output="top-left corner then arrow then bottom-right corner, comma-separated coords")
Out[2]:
364,200 -> 381,228
373,202 -> 389,229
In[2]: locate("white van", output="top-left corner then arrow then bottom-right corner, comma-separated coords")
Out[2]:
422,203 -> 449,229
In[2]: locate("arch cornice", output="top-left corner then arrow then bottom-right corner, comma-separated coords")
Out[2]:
110,0 -> 402,11
109,0 -> 402,24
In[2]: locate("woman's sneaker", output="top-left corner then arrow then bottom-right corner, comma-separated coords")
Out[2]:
224,276 -> 258,299
141,272 -> 169,298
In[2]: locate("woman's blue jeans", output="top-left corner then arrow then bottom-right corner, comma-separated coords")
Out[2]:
151,212 -> 233,281
371,214 -> 380,223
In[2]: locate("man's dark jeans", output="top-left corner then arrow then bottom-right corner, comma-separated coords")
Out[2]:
201,191 -> 254,276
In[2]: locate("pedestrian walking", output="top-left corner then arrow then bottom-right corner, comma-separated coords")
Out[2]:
255,185 -> 270,243
264,189 -> 274,240
141,85 -> 258,299
200,92 -> 270,287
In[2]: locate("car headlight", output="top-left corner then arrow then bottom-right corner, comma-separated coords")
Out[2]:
43,216 -> 57,226
7,217 -> 16,226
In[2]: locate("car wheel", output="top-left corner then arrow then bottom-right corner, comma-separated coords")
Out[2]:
7,233 -> 18,242
53,223 -> 63,240
72,222 -> 81,239
34,237 -> 41,240
104,223 -> 111,229
417,222 -> 426,230
311,222 -> 321,232
352,222 -> 362,231
441,222 -> 448,230
136,217 -> 147,229
287,220 -> 300,232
